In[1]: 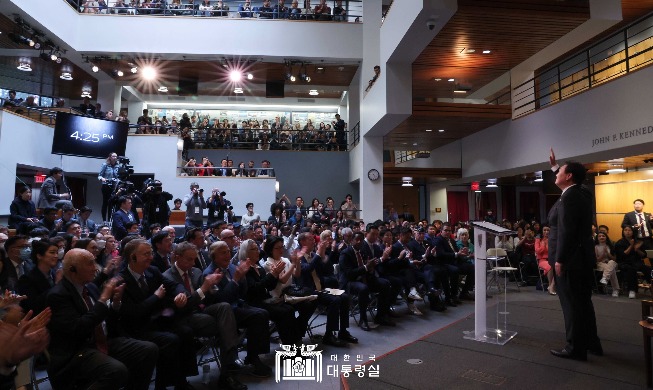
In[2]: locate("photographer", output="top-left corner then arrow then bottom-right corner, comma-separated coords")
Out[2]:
140,179 -> 172,238
183,182 -> 206,231
98,152 -> 121,222
206,188 -> 233,226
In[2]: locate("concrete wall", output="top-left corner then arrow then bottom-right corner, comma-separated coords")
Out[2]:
0,112 -> 275,218
196,149 -> 357,211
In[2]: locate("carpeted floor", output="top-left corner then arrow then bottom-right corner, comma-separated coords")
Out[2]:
343,296 -> 647,390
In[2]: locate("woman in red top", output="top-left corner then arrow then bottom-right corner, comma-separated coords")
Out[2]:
535,225 -> 555,295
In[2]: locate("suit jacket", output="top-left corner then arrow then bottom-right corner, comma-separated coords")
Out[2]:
0,257 -> 33,292
215,167 -> 232,177
118,265 -> 185,336
46,278 -> 111,374
299,253 -> 330,291
621,210 -> 653,239
195,249 -> 210,271
152,251 -> 172,273
547,185 -> 595,270
111,208 -> 137,240
433,235 -> 458,264
16,267 -> 55,314
202,262 -> 247,308
243,264 -> 278,307
37,177 -> 63,209
338,246 -> 373,289
162,265 -> 205,313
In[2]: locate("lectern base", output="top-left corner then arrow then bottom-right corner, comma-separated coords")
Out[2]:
463,328 -> 517,345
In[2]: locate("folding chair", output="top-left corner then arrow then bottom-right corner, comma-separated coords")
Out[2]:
486,248 -> 520,292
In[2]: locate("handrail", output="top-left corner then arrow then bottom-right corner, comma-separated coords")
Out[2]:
513,11 -> 653,118
349,121 -> 360,149
67,0 -> 363,21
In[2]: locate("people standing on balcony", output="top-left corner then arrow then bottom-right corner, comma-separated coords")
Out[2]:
302,0 -> 314,19
366,65 -> 381,92
314,0 -> 330,20
239,0 -> 254,17
333,0 -> 346,21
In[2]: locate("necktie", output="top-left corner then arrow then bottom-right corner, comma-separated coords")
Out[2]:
639,214 -> 648,237
355,250 -> 363,267
138,275 -> 149,295
198,253 -> 207,270
182,272 -> 191,292
82,287 -> 109,354
16,263 -> 24,278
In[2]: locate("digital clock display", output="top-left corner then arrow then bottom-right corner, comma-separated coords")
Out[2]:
52,112 -> 129,159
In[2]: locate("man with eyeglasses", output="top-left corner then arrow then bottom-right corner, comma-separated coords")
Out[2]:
0,235 -> 33,291
186,227 -> 209,271
220,228 -> 240,263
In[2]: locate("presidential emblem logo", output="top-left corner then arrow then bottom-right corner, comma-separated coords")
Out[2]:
275,344 -> 323,383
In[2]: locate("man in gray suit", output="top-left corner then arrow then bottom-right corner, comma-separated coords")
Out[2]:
163,242 -> 246,390
547,149 -> 601,361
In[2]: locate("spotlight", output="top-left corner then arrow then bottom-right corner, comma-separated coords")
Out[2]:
56,57 -> 62,64
142,66 -> 156,80
117,70 -> 124,77
290,75 -> 296,82
229,70 -> 242,82
158,86 -> 168,93
234,87 -> 243,94
91,65 -> 99,72
306,76 -> 311,82
59,72 -> 73,80
50,53 -> 57,61
17,62 -> 31,71
247,73 -> 253,80
131,66 -> 138,73
33,42 -> 40,49
309,89 -> 318,96
28,39 -> 34,47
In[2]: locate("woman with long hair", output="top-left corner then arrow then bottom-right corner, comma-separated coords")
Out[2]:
535,225 -> 555,295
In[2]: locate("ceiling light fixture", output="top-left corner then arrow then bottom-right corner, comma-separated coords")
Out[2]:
466,49 -> 476,53
157,86 -> 168,93
448,78 -> 455,82
28,39 -> 35,47
606,164 -> 626,173
434,78 -> 441,81
91,65 -> 99,72
486,178 -> 498,188
438,129 -> 445,133
50,53 -> 57,61
483,50 -> 491,54
81,91 -> 92,98
117,70 -> 124,77
17,62 -> 31,71
234,87 -> 243,94
131,66 -> 138,73
33,42 -> 40,49
309,90 -> 319,96
290,75 -> 296,82
247,73 -> 253,80
425,129 -> 433,132
59,72 -> 73,80
534,171 -> 543,182
55,57 -> 62,64
402,177 -> 413,187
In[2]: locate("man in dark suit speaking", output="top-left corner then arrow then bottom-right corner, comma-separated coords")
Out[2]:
547,149 -> 602,361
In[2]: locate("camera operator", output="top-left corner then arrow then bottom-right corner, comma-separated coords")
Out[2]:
140,179 -> 172,238
98,152 -> 121,222
206,188 -> 233,226
183,182 -> 206,231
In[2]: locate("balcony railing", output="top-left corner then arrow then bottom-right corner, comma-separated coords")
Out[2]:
65,0 -> 363,22
513,11 -> 653,118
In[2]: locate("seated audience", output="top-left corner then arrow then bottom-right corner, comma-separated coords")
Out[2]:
46,248 -> 158,390
8,187 -> 38,230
